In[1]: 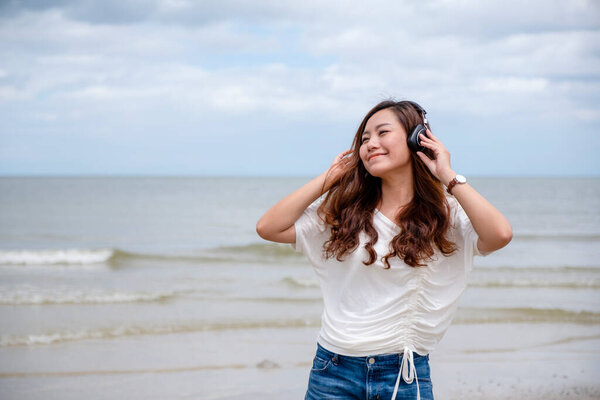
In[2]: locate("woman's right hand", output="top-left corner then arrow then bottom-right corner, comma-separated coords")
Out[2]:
323,149 -> 353,192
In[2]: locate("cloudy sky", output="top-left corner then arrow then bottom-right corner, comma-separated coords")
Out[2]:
0,0 -> 598,177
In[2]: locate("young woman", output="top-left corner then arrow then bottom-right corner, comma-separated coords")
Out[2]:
256,100 -> 512,400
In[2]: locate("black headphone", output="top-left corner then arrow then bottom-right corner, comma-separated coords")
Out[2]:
405,101 -> 430,154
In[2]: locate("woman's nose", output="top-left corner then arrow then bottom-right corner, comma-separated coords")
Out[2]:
367,137 -> 379,150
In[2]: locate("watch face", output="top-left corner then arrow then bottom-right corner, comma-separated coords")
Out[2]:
456,174 -> 467,183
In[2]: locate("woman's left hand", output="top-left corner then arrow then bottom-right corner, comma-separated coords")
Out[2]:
415,129 -> 453,182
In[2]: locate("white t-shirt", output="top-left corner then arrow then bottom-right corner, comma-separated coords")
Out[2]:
292,195 -> 492,357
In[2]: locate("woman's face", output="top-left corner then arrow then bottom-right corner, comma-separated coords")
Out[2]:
359,108 -> 411,178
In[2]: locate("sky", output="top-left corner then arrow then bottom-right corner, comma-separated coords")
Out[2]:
0,0 -> 599,177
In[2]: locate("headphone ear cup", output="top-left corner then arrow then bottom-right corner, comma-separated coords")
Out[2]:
407,124 -> 426,153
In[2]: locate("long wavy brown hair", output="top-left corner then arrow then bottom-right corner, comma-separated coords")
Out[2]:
318,99 -> 458,268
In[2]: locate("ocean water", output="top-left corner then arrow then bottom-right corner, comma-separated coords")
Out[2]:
0,177 -> 599,399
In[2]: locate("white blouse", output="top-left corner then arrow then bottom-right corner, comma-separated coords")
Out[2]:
292,195 -> 492,400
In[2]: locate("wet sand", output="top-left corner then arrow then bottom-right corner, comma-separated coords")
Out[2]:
1,323 -> 599,399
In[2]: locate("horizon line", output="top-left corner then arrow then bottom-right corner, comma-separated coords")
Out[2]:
1,173 -> 599,179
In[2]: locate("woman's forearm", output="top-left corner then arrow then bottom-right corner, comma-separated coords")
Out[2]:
256,171 -> 328,242
440,170 -> 513,252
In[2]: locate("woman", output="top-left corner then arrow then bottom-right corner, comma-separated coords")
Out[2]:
256,100 -> 513,400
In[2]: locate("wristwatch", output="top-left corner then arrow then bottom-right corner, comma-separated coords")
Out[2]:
446,174 -> 467,195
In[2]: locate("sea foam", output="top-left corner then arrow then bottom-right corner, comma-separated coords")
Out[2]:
0,248 -> 114,265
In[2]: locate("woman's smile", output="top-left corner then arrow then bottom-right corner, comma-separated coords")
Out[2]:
368,152 -> 386,161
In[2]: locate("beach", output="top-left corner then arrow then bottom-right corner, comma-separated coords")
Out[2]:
1,323 -> 598,399
0,176 -> 599,399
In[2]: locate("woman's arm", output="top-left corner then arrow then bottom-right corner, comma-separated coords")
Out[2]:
439,169 -> 513,253
416,130 -> 513,253
256,150 -> 353,244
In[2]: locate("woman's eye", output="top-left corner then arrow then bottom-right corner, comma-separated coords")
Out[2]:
379,130 -> 389,135
361,137 -> 369,143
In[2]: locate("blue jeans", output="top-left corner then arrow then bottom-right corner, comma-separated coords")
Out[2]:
305,342 -> 434,400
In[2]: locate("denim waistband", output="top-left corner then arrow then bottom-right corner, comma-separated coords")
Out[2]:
316,342 -> 429,366
315,342 -> 427,400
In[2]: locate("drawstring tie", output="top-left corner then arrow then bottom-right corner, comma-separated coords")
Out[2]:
391,346 -> 420,400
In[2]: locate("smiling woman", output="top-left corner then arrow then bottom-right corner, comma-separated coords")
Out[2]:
320,102 -> 465,270
360,113 -> 423,176
255,99 -> 513,400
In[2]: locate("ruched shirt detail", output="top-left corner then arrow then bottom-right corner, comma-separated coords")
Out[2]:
292,195 -> 491,399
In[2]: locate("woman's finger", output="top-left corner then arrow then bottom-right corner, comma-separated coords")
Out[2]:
420,133 -> 432,142
416,151 -> 433,169
426,129 -> 440,142
420,135 -> 434,147
335,150 -> 351,160
421,134 -> 446,151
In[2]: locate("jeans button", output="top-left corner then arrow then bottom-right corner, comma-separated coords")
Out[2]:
368,357 -> 375,364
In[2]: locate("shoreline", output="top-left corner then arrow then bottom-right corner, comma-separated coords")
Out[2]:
1,323 -> 599,399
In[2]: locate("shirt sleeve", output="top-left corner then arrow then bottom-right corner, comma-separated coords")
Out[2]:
449,196 -> 493,258
291,197 -> 329,255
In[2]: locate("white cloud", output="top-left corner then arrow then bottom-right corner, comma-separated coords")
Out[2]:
0,86 -> 31,102
305,27 -> 387,55
32,112 -> 58,122
475,77 -> 549,94
0,0 -> 597,174
573,108 -> 600,122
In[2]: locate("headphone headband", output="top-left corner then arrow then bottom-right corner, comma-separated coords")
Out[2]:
406,101 -> 426,116
405,101 -> 429,128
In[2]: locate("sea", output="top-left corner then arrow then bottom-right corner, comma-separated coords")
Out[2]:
0,176 -> 599,400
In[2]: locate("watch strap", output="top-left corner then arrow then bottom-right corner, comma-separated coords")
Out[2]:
446,175 -> 465,195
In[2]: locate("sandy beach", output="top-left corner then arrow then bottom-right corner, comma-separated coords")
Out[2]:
1,323 -> 598,399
